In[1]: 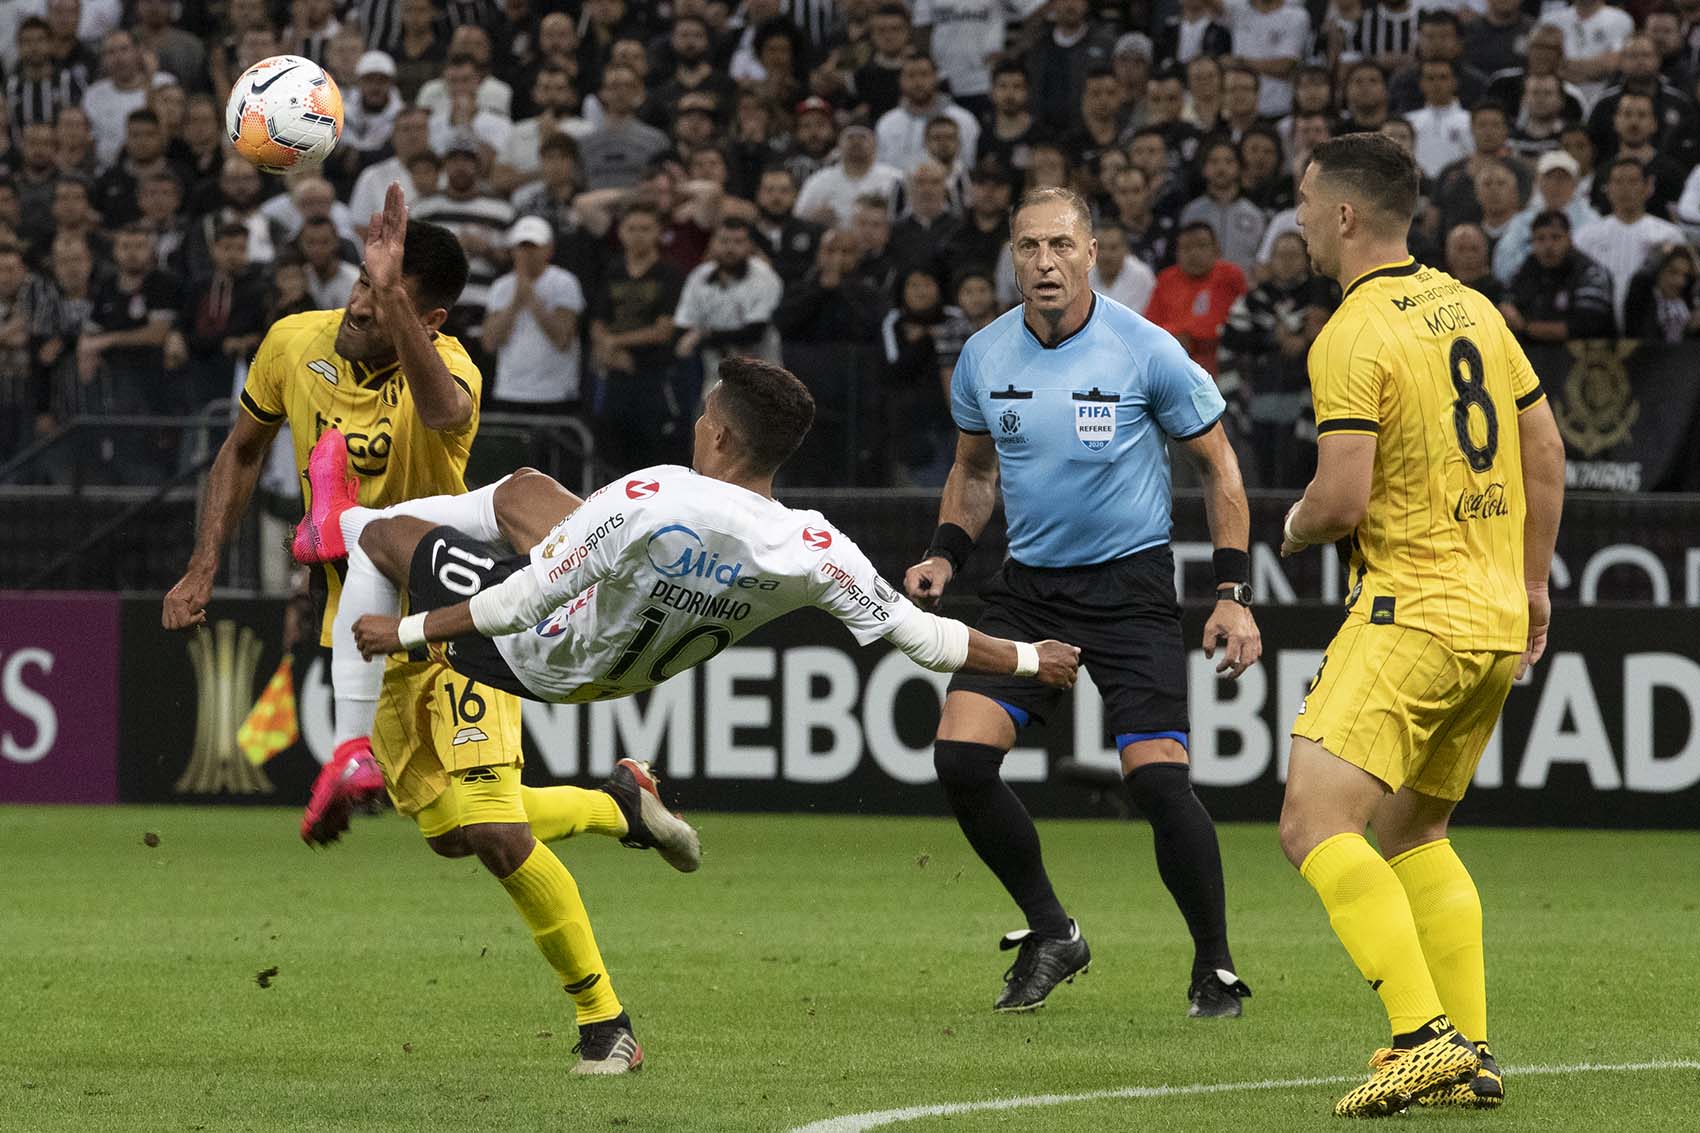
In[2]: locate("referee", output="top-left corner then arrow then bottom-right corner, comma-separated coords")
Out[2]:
905,186 -> 1262,1017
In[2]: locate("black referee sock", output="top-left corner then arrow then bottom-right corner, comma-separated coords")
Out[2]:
934,740 -> 1072,940
1124,762 -> 1235,980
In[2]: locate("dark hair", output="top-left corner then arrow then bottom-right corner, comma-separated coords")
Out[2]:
871,1 -> 910,21
1616,89 -> 1656,111
1296,63 -> 1332,85
300,216 -> 337,234
445,52 -> 478,68
17,15 -> 48,35
714,356 -> 815,473
1471,101 -> 1509,121
539,131 -> 579,160
401,219 -> 470,311
924,112 -> 959,133
127,108 -> 160,128
716,216 -> 755,237
1177,219 -> 1218,243
1346,60 -> 1387,86
620,199 -> 664,225
991,58 -> 1028,83
1223,64 -> 1259,87
1530,209 -> 1570,233
1130,125 -> 1169,147
1201,138 -> 1241,166
1309,131 -> 1420,226
535,63 -> 573,86
1084,62 -> 1118,83
1608,155 -> 1648,179
759,162 -> 797,186
214,221 -> 249,241
1418,9 -> 1460,30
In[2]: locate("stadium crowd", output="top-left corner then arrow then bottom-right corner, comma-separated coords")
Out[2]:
2,0 -> 1700,490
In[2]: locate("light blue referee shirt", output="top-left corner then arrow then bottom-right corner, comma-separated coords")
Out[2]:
951,293 -> 1227,568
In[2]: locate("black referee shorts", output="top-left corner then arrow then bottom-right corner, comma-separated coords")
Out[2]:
406,525 -> 535,700
948,545 -> 1190,745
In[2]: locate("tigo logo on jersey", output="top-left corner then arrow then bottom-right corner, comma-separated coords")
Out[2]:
1076,404 -> 1114,451
648,524 -> 744,585
626,479 -> 660,500
801,527 -> 832,551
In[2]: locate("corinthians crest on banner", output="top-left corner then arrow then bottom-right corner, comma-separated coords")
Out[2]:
1553,341 -> 1638,457
1529,340 -> 1700,492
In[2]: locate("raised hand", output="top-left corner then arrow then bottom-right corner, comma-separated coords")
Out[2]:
364,181 -> 408,293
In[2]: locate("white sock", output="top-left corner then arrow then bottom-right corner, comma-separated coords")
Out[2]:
328,481 -> 508,747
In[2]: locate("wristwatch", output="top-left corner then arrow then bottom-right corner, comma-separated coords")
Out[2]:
1216,582 -> 1254,607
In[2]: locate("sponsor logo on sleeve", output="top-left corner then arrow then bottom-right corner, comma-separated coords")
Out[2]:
544,514 -> 624,582
626,478 -> 661,500
819,560 -> 890,622
801,527 -> 833,551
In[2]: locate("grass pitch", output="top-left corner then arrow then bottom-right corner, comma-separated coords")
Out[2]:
1,806 -> 1696,1131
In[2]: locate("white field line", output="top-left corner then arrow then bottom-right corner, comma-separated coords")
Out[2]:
788,1059 -> 1700,1133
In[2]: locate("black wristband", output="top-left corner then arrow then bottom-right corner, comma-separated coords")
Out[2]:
926,522 -> 976,573
1213,547 -> 1250,587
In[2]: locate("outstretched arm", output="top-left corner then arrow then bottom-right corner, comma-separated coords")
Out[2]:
163,409 -> 279,629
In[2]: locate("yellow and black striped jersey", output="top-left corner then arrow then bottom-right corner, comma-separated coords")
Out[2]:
1308,258 -> 1545,653
239,309 -> 484,644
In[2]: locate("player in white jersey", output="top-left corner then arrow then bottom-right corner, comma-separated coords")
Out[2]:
299,356 -> 1081,761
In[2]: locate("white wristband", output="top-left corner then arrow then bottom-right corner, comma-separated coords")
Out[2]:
1013,641 -> 1040,677
1283,506 -> 1303,546
397,612 -> 429,651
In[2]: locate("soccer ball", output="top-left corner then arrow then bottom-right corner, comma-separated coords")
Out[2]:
226,55 -> 344,174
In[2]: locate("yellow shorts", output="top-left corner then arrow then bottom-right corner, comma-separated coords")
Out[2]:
1291,620 -> 1519,802
411,763 -> 529,839
371,658 -> 526,817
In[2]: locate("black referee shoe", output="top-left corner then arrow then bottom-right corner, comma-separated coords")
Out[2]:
993,920 -> 1091,1013
1187,969 -> 1252,1018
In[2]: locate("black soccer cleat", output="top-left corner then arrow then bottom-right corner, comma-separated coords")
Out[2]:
1187,968 -> 1252,1018
600,758 -> 701,873
570,1011 -> 644,1076
993,919 -> 1091,1013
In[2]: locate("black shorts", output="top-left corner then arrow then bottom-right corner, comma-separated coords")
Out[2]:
407,525 -> 536,700
948,545 -> 1189,744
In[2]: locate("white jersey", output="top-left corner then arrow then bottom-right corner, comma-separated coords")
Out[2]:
485,466 -> 919,703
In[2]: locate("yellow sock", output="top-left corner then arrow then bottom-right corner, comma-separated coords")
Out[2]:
499,842 -> 623,1025
522,785 -> 627,842
1389,838 -> 1486,1043
1301,832 -> 1447,1038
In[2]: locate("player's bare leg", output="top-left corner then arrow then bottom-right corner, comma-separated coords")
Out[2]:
1281,741 -> 1479,1115
934,691 -> 1090,1013
491,467 -> 583,552
1374,788 -> 1501,1109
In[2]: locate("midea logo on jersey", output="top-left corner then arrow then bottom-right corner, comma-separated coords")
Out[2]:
647,524 -> 744,585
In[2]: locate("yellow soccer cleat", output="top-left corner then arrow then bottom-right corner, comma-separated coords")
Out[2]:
1333,1026 -> 1480,1118
1418,1042 -> 1504,1109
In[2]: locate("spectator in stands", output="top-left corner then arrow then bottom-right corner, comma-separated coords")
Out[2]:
1089,217 -> 1156,313
36,177 -> 108,268
915,0 -> 1042,120
0,244 -> 41,461
1466,0 -> 1536,79
795,123 -> 902,228
1220,230 -> 1324,489
1157,0 -> 1232,67
880,266 -> 954,482
1589,91 -> 1687,217
649,15 -> 737,125
1184,55 -> 1225,134
590,201 -> 685,472
282,0 -> 341,65
1494,149 -> 1602,283
1063,66 -> 1130,183
891,159 -> 959,279
510,12 -> 576,117
1277,64 -> 1334,153
1108,165 -> 1176,271
175,222 -> 267,409
750,165 -> 822,288
1389,12 -> 1487,114
261,174 -> 357,251
83,31 -> 161,170
92,110 -> 175,227
876,55 -> 980,175
849,193 -> 899,297
299,217 -> 360,309
1500,209 -> 1619,342
1240,127 -> 1292,212
349,106 -> 431,237
493,66 -> 588,195
1141,69 -> 1203,169
418,24 -> 513,118
1547,0 -> 1635,107
481,215 -> 586,415
1561,122 -> 1599,201
580,65 -> 669,190
578,0 -> 642,98
44,0 -> 95,84
938,158 -> 1012,282
1145,220 -> 1246,376
7,17 -> 82,133
1471,160 -> 1525,255
669,93 -> 722,166
852,3 -> 912,123
1624,244 -> 1700,340
1444,223 -> 1505,303
54,104 -> 96,181
774,226 -> 883,343
1645,7 -> 1693,90
1575,157 -> 1688,327
1435,104 -> 1532,230
785,96 -> 839,188
428,54 -> 513,161
33,232 -> 94,448
1027,0 -> 1118,132
14,123 -> 57,242
178,95 -> 224,203
137,173 -> 189,277
1337,61 -> 1392,134
1509,73 -> 1571,164
413,140 -> 515,359
1485,24 -> 1583,123
920,116 -> 972,204
674,217 -> 784,389
1406,57 -> 1473,179
1180,140 -> 1267,274
1588,34 -> 1699,164
1228,0 -> 1310,118
79,223 -> 177,478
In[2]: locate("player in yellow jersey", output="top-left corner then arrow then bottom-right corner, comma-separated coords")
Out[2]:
163,184 -> 688,1074
1276,135 -> 1566,1117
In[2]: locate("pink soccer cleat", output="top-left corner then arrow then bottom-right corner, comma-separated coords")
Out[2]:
300,737 -> 388,846
292,428 -> 360,564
